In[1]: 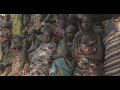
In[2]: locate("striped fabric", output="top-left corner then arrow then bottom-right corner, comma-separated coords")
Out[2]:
104,19 -> 120,76
52,24 -> 64,39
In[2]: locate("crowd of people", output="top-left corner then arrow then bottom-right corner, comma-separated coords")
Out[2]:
0,14 -> 120,76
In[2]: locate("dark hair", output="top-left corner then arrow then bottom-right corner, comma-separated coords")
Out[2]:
0,64 -> 5,72
83,14 -> 99,23
58,14 -> 67,20
28,27 -> 36,35
68,14 -> 79,31
66,25 -> 76,34
5,14 -> 10,19
4,22 -> 11,29
22,29 -> 28,35
58,14 -> 69,29
68,14 -> 80,24
44,24 -> 53,38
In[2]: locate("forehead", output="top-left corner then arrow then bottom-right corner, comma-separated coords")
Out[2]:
66,27 -> 74,32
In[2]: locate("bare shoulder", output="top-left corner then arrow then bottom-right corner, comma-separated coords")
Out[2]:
92,33 -> 102,44
94,33 -> 102,40
75,31 -> 82,38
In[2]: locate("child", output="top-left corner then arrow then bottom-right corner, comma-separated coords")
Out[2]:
73,15 -> 104,76
29,27 -> 56,76
49,25 -> 76,76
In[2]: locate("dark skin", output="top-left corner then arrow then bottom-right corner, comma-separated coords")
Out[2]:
6,37 -> 27,76
4,14 -> 12,29
0,64 -> 5,75
1,14 -> 12,38
52,26 -> 75,60
0,15 -> 12,62
42,31 -> 53,44
27,34 -> 42,54
21,32 -> 30,63
0,63 -> 13,76
28,30 -> 53,53
43,14 -> 58,24
27,28 -> 36,53
21,30 -> 31,51
68,14 -> 80,33
0,66 -> 11,76
22,14 -> 31,29
73,16 -> 104,65
57,14 -> 68,30
41,30 -> 54,66
40,31 -> 57,60
38,14 -> 58,32
63,28 -> 73,59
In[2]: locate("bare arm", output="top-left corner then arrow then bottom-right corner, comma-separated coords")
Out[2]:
80,34 -> 104,64
72,32 -> 81,59
51,54 -> 64,60
44,14 -> 52,23
27,45 -> 36,53
63,32 -> 72,58
27,36 -> 41,53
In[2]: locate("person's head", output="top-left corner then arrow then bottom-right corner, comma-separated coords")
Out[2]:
76,14 -> 85,30
11,35 -> 22,51
77,14 -> 84,20
5,14 -> 10,21
68,14 -> 78,25
58,14 -> 68,30
4,22 -> 11,29
68,14 -> 80,32
43,24 -> 53,43
21,29 -> 28,39
28,19 -> 34,28
82,14 -> 97,32
0,64 -> 5,75
65,25 -> 76,41
49,14 -> 58,24
0,16 -> 4,20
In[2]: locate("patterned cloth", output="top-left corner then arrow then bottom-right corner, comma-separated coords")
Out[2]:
74,40 -> 100,76
104,18 -> 120,76
52,24 -> 64,39
49,40 -> 74,76
29,42 -> 56,76
8,50 -> 29,76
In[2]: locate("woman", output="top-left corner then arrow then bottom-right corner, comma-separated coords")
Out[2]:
29,27 -> 56,76
73,15 -> 104,76
49,25 -> 76,76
